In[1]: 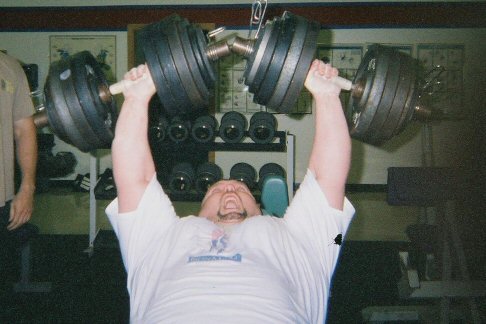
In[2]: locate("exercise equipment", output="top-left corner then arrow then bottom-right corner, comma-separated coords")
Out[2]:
219,111 -> 248,144
34,14 -> 230,152
380,167 -> 484,323
232,12 -> 319,114
194,162 -> 223,194
168,162 -> 195,194
34,11 -> 434,152
149,114 -> 169,145
167,116 -> 191,143
191,115 -> 218,143
231,12 -> 433,145
258,162 -> 286,190
230,162 -> 257,190
248,111 -> 277,144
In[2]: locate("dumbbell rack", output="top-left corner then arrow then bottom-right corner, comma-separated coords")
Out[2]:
86,132 -> 295,253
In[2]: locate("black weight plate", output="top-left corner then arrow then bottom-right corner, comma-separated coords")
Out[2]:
354,66 -> 375,112
187,25 -> 211,86
363,48 -> 402,144
248,18 -> 280,94
154,15 -> 193,115
164,16 -> 206,112
244,18 -> 275,86
44,60 -> 78,147
376,51 -> 415,142
59,58 -> 102,151
176,18 -> 209,105
188,25 -> 216,87
141,24 -> 180,116
394,55 -> 419,135
84,65 -> 117,145
266,13 -> 308,110
63,53 -> 106,150
347,44 -> 391,141
70,51 -> 116,148
48,58 -> 93,151
254,12 -> 297,106
278,19 -> 320,113
44,72 -> 70,144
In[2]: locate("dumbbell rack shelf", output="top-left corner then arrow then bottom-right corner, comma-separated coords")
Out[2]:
87,132 -> 295,253
205,131 -> 288,152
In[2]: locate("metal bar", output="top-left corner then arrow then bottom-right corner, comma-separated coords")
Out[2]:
445,201 -> 482,324
88,152 -> 99,252
439,204 -> 451,324
408,280 -> 486,299
286,133 -> 294,202
19,243 -> 31,284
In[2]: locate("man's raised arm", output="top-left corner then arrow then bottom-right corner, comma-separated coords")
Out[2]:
111,65 -> 157,213
304,60 -> 351,210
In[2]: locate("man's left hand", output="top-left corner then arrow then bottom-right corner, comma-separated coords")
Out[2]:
8,188 -> 34,230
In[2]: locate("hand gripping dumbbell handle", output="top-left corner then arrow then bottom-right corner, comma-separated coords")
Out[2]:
108,79 -> 136,95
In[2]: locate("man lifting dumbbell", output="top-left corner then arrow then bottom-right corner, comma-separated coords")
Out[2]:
106,58 -> 355,323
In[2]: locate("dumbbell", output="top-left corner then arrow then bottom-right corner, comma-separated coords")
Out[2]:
231,12 -> 433,145
258,163 -> 286,191
195,162 -> 223,194
149,113 -> 169,146
168,162 -> 195,194
229,162 -> 257,190
219,111 -> 248,144
167,116 -> 191,143
248,111 -> 277,144
34,14 -> 231,152
191,115 -> 219,143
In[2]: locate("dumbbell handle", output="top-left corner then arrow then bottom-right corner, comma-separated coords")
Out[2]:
332,76 -> 353,91
108,73 -> 152,95
108,79 -> 136,95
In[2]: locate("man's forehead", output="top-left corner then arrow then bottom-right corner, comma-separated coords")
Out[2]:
209,179 -> 247,189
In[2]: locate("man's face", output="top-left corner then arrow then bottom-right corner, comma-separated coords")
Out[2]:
198,180 -> 261,225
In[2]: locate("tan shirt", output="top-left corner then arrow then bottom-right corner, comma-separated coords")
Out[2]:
0,52 -> 35,207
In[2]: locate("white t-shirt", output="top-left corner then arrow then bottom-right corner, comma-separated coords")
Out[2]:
106,169 -> 355,324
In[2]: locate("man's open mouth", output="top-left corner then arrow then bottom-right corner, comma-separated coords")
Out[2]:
217,210 -> 248,222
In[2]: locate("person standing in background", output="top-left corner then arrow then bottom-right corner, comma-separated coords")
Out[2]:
0,51 -> 37,234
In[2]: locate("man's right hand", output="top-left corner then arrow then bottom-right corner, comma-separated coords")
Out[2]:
121,64 -> 157,102
304,59 -> 341,99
